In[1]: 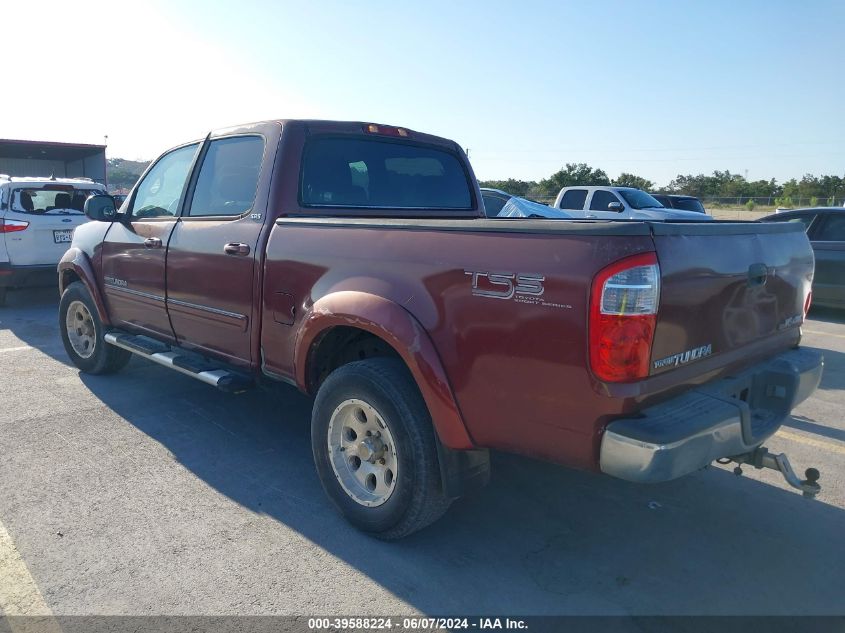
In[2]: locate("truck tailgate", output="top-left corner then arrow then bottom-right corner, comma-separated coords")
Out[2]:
649,221 -> 814,377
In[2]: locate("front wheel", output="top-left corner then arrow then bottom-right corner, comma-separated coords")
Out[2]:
311,358 -> 452,540
59,281 -> 131,374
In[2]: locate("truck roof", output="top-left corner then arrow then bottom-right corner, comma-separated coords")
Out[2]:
205,119 -> 460,150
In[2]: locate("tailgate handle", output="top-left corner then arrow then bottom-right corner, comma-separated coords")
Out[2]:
748,263 -> 768,287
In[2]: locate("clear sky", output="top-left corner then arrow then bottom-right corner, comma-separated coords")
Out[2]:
3,0 -> 843,187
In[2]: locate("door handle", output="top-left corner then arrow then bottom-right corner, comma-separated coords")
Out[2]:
144,237 -> 162,248
586,214 -> 598,219
224,242 -> 251,256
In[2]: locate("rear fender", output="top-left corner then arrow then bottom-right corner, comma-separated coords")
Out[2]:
295,291 -> 474,450
58,248 -> 110,325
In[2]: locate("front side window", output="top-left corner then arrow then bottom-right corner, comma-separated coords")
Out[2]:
10,186 -> 105,215
301,137 -> 472,209
188,136 -> 265,217
129,143 -> 199,219
619,189 -> 664,209
590,190 -> 621,211
559,189 -> 588,210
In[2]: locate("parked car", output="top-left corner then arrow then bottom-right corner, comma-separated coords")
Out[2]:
58,119 -> 821,538
479,188 -> 571,219
479,187 -> 512,217
553,186 -> 713,220
0,175 -> 105,305
650,193 -> 707,214
480,187 -> 552,217
760,207 -> 845,308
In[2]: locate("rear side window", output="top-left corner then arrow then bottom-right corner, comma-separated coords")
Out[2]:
590,190 -> 621,211
817,214 -> 845,241
559,189 -> 588,210
301,137 -> 472,209
672,198 -> 705,213
188,136 -> 265,217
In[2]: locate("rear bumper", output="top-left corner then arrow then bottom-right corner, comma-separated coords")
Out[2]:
0,263 -> 58,288
599,347 -> 823,483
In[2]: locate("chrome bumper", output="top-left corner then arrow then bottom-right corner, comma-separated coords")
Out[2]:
599,348 -> 823,483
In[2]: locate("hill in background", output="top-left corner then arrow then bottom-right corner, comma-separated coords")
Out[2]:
107,158 -> 149,192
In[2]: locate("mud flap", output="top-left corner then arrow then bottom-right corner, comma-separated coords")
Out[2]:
434,437 -> 491,499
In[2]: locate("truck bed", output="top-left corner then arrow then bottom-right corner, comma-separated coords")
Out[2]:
260,217 -> 812,469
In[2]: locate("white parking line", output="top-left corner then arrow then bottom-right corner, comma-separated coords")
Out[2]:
0,346 -> 33,354
0,519 -> 60,631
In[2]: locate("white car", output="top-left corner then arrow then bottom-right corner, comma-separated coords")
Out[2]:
553,186 -> 713,221
0,176 -> 105,305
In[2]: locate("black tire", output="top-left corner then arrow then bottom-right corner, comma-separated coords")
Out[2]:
312,358 -> 452,540
59,281 -> 131,374
0,287 -> 6,307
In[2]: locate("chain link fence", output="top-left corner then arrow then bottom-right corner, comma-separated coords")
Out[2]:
701,196 -> 844,209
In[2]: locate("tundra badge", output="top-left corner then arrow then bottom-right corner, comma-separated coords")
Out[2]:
653,344 -> 713,370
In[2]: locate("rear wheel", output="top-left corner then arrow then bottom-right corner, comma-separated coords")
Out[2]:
311,358 -> 452,539
59,281 -> 130,374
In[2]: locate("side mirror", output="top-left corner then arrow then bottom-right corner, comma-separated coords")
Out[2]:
84,194 -> 117,222
608,201 -> 624,212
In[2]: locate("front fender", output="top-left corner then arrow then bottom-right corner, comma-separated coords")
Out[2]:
295,291 -> 474,450
58,248 -> 110,325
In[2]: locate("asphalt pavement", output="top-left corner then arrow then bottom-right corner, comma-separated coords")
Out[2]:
0,287 -> 843,617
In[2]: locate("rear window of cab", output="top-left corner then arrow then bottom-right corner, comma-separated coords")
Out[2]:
300,137 -> 472,210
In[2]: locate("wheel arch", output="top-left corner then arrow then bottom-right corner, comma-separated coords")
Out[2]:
295,291 -> 474,450
58,247 -> 110,325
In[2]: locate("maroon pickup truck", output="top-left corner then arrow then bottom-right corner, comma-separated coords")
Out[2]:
58,119 -> 823,539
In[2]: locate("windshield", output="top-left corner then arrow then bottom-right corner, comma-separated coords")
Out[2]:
619,189 -> 664,210
10,186 -> 105,215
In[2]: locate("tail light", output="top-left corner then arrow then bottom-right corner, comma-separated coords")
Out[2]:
589,252 -> 660,382
0,219 -> 29,233
803,290 -> 812,318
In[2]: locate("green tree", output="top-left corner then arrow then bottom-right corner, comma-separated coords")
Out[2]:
612,173 -> 654,190
537,163 -> 610,197
745,199 -> 756,211
477,179 -> 537,198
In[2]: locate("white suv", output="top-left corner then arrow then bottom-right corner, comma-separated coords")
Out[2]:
0,176 -> 106,305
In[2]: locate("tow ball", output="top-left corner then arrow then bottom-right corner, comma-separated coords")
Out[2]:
724,447 -> 821,498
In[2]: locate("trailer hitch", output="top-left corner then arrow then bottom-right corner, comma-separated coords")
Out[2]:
727,447 -> 821,498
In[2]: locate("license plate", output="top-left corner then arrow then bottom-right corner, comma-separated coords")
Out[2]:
53,229 -> 74,243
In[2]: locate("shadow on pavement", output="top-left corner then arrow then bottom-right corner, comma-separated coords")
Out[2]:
4,286 -> 844,614
807,306 -> 845,325
76,363 -> 845,616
